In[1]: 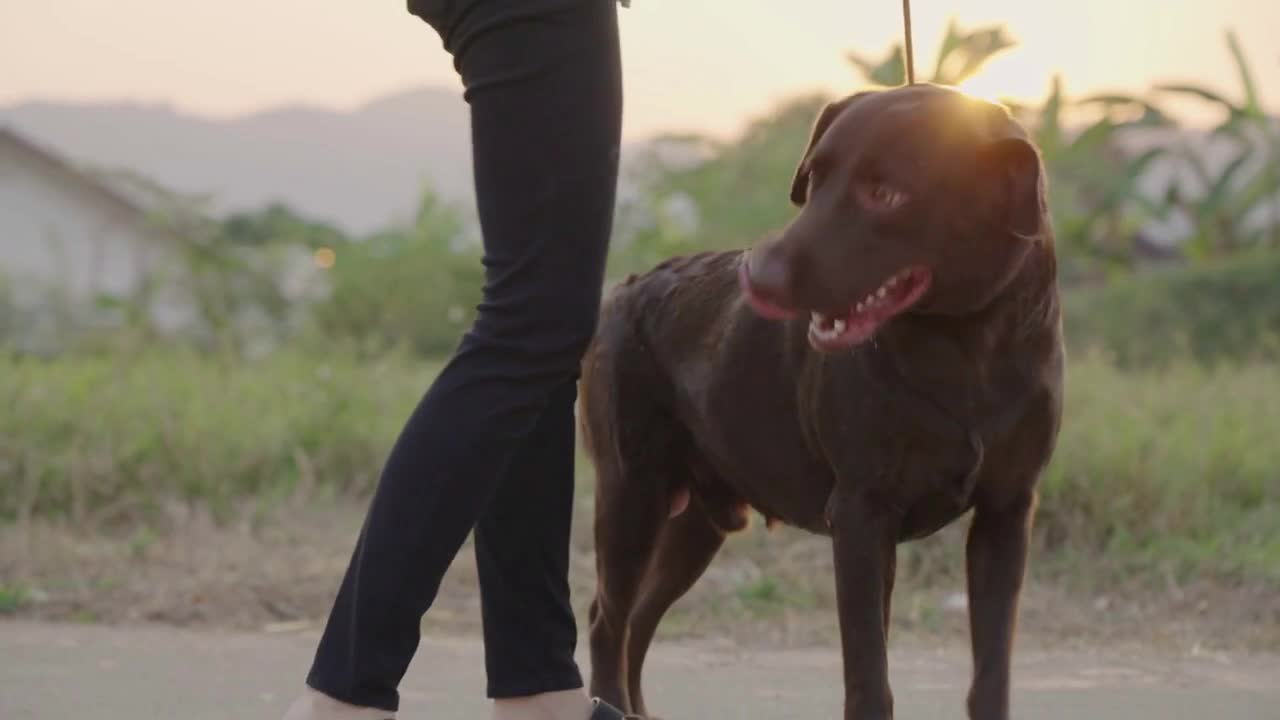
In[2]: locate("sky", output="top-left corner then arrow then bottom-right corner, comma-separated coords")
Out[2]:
2,0 -> 1277,140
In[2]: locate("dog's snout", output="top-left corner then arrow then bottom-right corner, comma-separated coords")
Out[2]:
747,247 -> 793,303
740,245 -> 804,320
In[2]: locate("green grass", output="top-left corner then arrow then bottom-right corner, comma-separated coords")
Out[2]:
0,348 -> 437,524
1063,249 -> 1280,369
1036,349 -> 1280,584
0,583 -> 28,614
0,346 -> 1276,588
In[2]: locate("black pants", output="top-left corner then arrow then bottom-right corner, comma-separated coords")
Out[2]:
306,0 -> 623,711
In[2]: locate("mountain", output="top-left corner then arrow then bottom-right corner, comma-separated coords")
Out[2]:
0,87 -> 475,234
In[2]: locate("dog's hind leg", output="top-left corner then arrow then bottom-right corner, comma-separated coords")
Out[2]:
624,501 -> 725,717
587,454 -> 668,713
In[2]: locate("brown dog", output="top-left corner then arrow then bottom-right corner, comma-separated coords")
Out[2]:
579,83 -> 1064,720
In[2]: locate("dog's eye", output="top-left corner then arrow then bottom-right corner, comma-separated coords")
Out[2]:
856,181 -> 908,211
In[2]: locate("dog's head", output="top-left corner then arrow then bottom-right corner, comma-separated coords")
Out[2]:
739,83 -> 1049,352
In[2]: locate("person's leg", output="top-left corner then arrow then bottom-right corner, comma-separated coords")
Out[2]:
474,378 -> 581,698
300,0 -> 623,714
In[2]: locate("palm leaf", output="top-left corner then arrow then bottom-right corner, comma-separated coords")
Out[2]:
1067,117 -> 1118,154
1178,142 -> 1216,188
1225,29 -> 1264,119
1155,83 -> 1245,124
846,46 -> 906,87
1197,148 -> 1253,218
1229,161 -> 1280,218
1095,148 -> 1167,212
1076,93 -> 1174,127
1038,75 -> 1065,154
931,24 -> 1018,86
931,19 -> 964,81
1210,117 -> 1251,144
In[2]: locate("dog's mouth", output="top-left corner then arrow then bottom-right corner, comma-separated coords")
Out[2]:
806,266 -> 932,351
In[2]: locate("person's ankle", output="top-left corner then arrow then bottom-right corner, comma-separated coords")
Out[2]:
491,688 -> 594,720
282,686 -> 395,720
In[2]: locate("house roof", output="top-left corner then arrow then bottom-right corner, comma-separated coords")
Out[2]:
0,125 -> 150,225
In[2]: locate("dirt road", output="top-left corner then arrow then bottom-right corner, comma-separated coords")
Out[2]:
2,621 -> 1277,719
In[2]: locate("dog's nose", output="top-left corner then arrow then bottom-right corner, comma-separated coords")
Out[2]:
741,246 -> 800,320
748,247 -> 794,303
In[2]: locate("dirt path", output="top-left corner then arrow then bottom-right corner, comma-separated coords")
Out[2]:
2,621 -> 1278,720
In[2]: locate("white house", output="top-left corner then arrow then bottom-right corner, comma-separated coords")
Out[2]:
0,126 -> 197,339
0,127 -> 333,354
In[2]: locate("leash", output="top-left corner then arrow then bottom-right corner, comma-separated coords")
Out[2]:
901,0 -> 916,84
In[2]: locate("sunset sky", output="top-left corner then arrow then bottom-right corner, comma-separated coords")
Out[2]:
3,0 -> 1276,140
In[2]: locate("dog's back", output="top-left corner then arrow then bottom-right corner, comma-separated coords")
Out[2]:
579,250 -> 740,467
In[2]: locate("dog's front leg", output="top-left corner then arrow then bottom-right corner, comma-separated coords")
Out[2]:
829,491 -> 899,720
964,490 -> 1036,720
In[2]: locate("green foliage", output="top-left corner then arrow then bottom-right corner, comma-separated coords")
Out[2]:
1038,353 -> 1280,583
1010,77 -> 1177,281
2,349 -> 1275,584
611,93 -> 827,275
2,16 -> 1278,601
143,197 -> 297,359
1153,30 -> 1280,257
0,273 -> 16,342
617,22 -> 1277,289
846,19 -> 1017,87
221,203 -> 349,249
1063,249 -> 1280,369
0,348 -> 434,524
614,20 -> 1027,278
0,583 -> 28,614
308,190 -> 483,358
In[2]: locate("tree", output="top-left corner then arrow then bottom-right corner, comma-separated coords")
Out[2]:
845,19 -> 1017,88
1153,29 -> 1280,258
310,188 -> 484,358
221,204 -> 349,250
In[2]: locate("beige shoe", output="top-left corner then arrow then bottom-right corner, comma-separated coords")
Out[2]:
281,687 -> 395,720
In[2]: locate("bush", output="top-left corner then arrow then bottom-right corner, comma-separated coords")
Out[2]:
1,348 -> 1276,584
308,192 -> 484,358
1037,352 -> 1280,582
1063,249 -> 1280,369
0,349 -> 435,524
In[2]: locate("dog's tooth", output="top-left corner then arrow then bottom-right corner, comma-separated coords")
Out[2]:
833,318 -> 847,333
886,276 -> 898,288
855,301 -> 864,312
877,287 -> 888,299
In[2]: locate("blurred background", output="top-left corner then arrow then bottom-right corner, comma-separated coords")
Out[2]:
0,0 -> 1276,655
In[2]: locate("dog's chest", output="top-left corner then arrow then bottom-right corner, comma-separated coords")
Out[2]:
673,330 -> 837,530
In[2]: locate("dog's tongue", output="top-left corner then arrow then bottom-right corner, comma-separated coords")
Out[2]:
807,267 -> 932,351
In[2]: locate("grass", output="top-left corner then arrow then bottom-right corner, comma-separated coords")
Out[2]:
0,582 -> 28,614
0,344 -> 1276,593
1037,348 -> 1280,585
0,347 -> 438,525
1063,249 -> 1280,369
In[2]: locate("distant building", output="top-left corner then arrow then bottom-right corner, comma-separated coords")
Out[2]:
0,125 -> 197,337
0,126 -> 328,354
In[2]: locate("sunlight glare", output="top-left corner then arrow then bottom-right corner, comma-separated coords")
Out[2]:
954,52 -> 1056,109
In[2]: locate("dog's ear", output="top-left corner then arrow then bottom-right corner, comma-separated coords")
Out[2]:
789,93 -> 865,206
977,136 -> 1046,238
